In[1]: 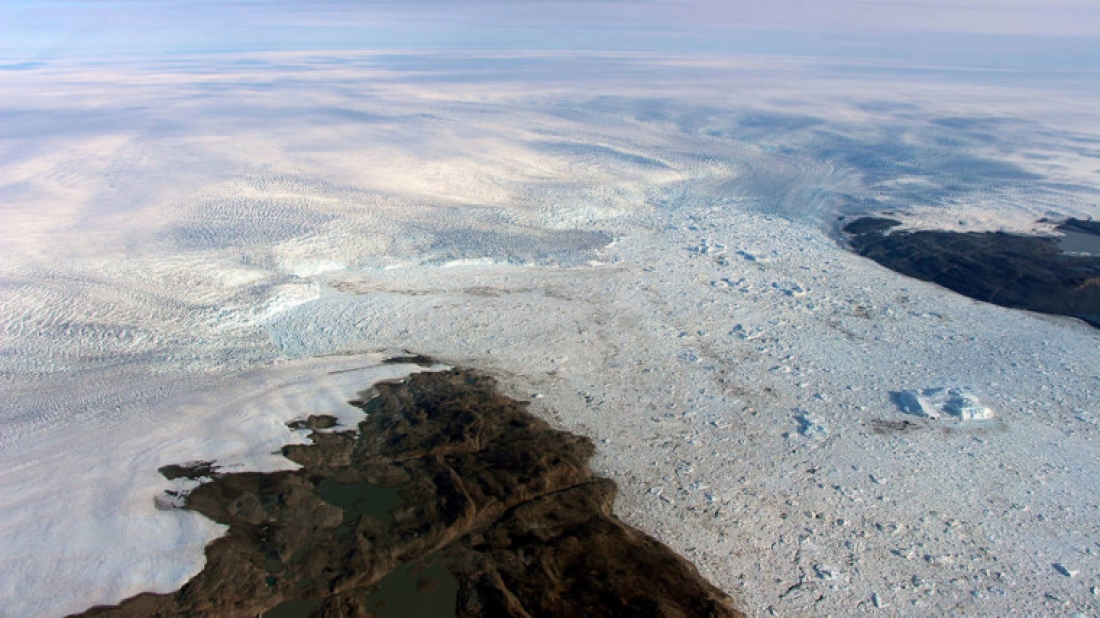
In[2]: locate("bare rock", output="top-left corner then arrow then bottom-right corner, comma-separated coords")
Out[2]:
73,369 -> 743,618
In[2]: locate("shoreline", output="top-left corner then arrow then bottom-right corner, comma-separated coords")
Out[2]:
73,367 -> 742,617
842,216 -> 1100,329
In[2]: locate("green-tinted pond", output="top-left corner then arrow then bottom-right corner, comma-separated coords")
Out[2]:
317,478 -> 403,523
365,563 -> 459,618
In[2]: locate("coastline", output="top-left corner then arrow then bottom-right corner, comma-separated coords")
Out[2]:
73,368 -> 742,617
842,216 -> 1100,329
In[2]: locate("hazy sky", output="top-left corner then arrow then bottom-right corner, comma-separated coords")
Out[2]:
3,0 -> 1100,64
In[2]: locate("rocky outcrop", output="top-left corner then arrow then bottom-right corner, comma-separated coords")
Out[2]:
843,217 -> 1100,328
74,369 -> 743,618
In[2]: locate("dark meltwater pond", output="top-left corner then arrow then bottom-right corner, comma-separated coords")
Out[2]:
1059,229 -> 1100,256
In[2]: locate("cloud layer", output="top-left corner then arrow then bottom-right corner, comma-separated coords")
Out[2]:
4,0 -> 1100,60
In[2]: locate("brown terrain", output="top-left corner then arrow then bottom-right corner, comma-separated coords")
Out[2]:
73,368 -> 744,618
843,217 -> 1100,328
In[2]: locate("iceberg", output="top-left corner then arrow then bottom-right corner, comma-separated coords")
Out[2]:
896,387 -> 994,420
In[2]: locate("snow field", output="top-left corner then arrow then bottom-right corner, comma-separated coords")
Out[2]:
0,356 -> 435,617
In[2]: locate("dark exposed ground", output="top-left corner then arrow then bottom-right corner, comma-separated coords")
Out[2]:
843,217 -> 1100,328
72,369 -> 743,618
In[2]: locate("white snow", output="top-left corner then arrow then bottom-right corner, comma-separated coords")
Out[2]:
2,52 -> 1100,617
0,355 -> 436,618
280,259 -> 347,279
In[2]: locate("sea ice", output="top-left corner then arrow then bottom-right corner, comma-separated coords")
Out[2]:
896,388 -> 994,420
